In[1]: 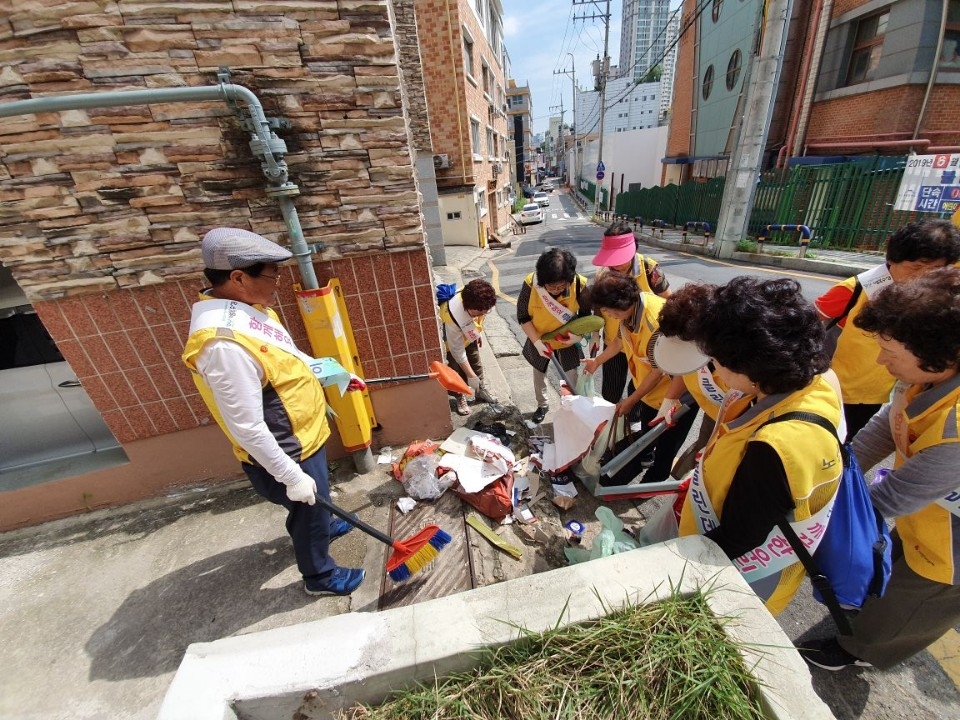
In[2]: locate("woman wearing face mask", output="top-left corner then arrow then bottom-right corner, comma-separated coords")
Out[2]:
662,277 -> 844,616
517,248 -> 590,425
800,267 -> 960,672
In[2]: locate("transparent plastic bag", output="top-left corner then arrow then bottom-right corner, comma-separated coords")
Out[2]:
564,505 -> 639,564
401,455 -> 455,500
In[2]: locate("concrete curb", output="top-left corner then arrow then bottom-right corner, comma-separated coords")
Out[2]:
158,536 -> 834,720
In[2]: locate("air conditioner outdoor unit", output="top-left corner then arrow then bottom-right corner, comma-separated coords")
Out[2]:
433,153 -> 450,169
492,162 -> 503,175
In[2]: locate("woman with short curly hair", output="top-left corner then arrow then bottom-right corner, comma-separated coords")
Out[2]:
801,267 -> 960,671
440,278 -> 499,415
660,277 -> 844,616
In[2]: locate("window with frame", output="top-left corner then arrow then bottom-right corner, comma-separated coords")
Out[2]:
471,118 -> 482,156
942,0 -> 960,70
845,10 -> 889,86
463,35 -> 475,78
486,127 -> 494,156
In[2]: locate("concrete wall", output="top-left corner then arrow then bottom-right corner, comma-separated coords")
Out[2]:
580,126 -> 669,194
0,0 -> 453,527
438,190 -> 479,245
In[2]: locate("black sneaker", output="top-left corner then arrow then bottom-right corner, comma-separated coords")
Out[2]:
531,406 -> 548,424
798,637 -> 872,671
304,567 -> 365,596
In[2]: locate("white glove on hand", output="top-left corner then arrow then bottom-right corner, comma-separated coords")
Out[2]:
533,339 -> 553,359
467,376 -> 482,391
652,398 -> 681,427
556,331 -> 583,346
285,474 -> 317,504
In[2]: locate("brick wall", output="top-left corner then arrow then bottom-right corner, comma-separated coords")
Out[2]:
807,84 -> 960,145
665,0 -> 696,160
0,0 -> 443,445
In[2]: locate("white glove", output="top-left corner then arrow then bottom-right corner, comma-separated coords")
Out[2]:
652,398 -> 681,427
533,339 -> 553,359
467,376 -> 482,391
285,474 -> 317,504
555,331 -> 583,346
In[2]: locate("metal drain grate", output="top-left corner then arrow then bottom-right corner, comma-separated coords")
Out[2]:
378,492 -> 474,610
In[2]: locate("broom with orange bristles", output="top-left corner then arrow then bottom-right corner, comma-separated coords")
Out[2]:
314,494 -> 452,582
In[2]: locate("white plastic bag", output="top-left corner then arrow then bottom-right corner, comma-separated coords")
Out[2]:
633,499 -> 680,547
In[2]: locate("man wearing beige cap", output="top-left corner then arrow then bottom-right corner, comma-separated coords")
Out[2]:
182,227 -> 365,597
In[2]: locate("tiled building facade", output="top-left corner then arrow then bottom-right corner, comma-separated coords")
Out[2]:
0,0 -> 453,528
414,0 -> 512,245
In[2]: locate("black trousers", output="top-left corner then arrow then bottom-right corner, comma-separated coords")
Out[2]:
636,400 -> 698,484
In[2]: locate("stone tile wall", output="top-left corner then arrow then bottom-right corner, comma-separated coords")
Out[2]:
0,0 -> 443,444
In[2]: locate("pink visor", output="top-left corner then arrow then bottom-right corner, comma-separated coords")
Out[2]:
592,232 -> 636,267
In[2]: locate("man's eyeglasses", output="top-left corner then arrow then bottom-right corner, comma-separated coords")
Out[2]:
248,271 -> 280,284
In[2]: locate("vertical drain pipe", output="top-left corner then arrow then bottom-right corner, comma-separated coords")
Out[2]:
0,83 -> 321,289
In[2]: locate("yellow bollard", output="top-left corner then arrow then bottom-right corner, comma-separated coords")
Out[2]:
295,279 -> 377,458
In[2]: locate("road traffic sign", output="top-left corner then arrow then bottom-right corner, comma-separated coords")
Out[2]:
597,161 -> 605,172
596,171 -> 605,180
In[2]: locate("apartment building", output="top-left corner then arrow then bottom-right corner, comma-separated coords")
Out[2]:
506,80 -> 535,187
415,0 -> 513,245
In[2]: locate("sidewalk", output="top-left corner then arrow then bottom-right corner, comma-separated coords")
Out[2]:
0,239 -> 924,720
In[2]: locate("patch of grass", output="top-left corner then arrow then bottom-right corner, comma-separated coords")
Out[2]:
736,239 -> 758,253
341,592 -> 765,720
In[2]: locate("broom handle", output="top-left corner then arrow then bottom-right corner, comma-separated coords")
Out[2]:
363,373 -> 435,384
313,493 -> 396,548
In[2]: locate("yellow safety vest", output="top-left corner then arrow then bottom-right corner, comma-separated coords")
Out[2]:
600,253 -> 658,344
182,303 -> 330,465
439,292 -> 484,345
523,271 -> 588,349
620,292 -> 671,407
832,276 -> 896,404
679,374 -> 843,614
891,377 -> 960,585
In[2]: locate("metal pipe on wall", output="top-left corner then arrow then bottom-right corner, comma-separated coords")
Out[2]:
913,0 -> 951,141
0,83 -> 320,288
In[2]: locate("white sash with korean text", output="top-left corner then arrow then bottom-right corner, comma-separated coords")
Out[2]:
856,263 -> 893,300
889,381 -> 960,519
687,393 -> 835,586
688,458 -> 834,585
189,299 -> 352,391
535,283 -> 576,326
695,365 -> 725,408
448,293 -> 482,344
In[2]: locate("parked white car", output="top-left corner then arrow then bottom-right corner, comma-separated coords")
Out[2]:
533,191 -> 550,207
519,202 -> 544,224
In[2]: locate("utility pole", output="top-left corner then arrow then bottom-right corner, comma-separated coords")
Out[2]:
574,0 -> 611,218
549,99 -> 565,179
555,53 -> 579,189
714,0 -> 794,258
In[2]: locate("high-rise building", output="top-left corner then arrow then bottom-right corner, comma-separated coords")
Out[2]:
658,12 -> 680,122
619,0 -> 671,82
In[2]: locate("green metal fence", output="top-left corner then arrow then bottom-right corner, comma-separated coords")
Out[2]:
615,156 -> 937,251
580,178 -> 609,209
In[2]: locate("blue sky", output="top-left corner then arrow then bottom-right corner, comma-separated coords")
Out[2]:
500,0 -> 681,136
501,0 -> 621,136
